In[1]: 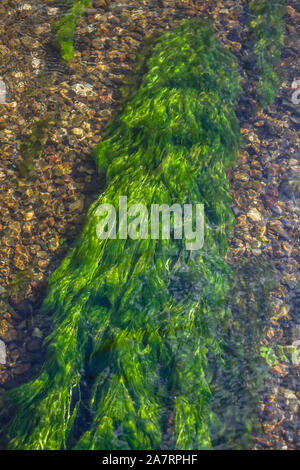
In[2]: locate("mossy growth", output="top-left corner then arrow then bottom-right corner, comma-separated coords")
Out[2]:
0,264 -> 37,303
18,116 -> 54,179
5,20 -> 244,450
53,0 -> 92,61
249,0 -> 286,107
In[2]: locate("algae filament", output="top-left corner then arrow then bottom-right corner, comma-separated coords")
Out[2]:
53,0 -> 91,61
5,20 -> 242,450
250,0 -> 286,107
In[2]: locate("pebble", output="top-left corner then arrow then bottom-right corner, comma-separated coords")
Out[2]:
16,320 -> 27,330
18,3 -> 32,11
69,199 -> 84,212
13,363 -> 30,375
26,339 -> 41,353
71,83 -> 94,97
25,211 -> 35,221
31,57 -> 42,70
32,327 -> 43,339
46,7 -> 59,16
0,319 -> 17,342
72,128 -> 85,137
247,208 -> 262,222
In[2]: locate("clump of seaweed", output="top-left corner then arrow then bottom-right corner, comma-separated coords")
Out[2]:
5,20 -> 243,450
18,116 -> 54,178
249,0 -> 286,107
53,0 -> 92,61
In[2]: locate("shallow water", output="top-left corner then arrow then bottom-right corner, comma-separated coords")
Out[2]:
0,0 -> 299,451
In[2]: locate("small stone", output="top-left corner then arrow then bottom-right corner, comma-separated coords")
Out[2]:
278,305 -> 290,319
10,348 -> 20,362
235,172 -> 249,182
32,328 -> 43,339
16,320 -> 27,330
48,238 -> 59,251
25,211 -> 35,221
26,338 -> 41,353
71,83 -> 94,97
247,208 -> 262,222
46,7 -> 59,15
13,363 -> 30,375
0,319 -> 17,342
37,251 -> 48,260
282,241 -> 292,255
69,199 -> 84,212
272,364 -> 288,377
284,389 -> 298,403
38,259 -> 50,269
0,370 -> 9,384
290,115 -> 300,126
72,128 -> 84,137
18,3 -> 32,11
32,57 -> 42,70
232,206 -> 241,216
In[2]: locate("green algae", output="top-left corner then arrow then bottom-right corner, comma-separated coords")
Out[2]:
18,116 -> 54,179
5,19 -> 243,450
249,0 -> 286,107
53,0 -> 92,61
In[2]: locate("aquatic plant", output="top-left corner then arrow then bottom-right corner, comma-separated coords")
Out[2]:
249,0 -> 286,107
5,19 -> 242,450
18,116 -> 54,178
53,0 -> 91,61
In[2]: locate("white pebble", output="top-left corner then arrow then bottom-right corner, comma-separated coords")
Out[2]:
18,4 -> 32,11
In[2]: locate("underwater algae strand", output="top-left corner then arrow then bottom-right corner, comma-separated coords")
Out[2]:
4,19 -> 242,449
53,0 -> 92,61
250,0 -> 286,107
